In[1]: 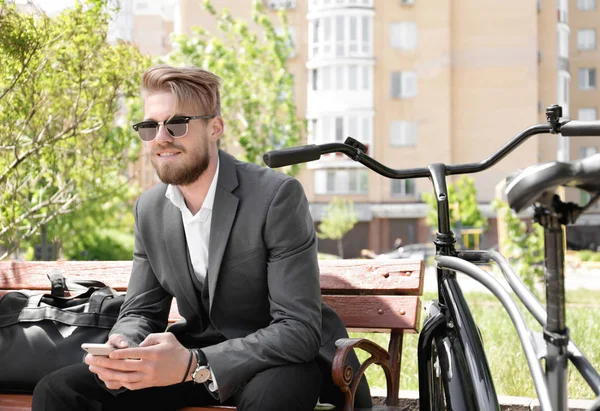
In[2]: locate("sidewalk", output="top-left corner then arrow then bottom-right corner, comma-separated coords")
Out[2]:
370,389 -> 596,410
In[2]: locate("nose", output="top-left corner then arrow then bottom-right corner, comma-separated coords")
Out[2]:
154,124 -> 174,143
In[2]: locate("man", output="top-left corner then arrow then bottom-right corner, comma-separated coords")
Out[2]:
32,64 -> 370,411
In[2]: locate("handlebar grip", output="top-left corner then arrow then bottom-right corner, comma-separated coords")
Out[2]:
263,145 -> 322,168
560,121 -> 600,137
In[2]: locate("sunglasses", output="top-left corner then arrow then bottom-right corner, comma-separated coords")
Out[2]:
132,115 -> 216,142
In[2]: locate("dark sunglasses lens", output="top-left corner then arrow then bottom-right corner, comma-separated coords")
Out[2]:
137,123 -> 157,141
166,121 -> 187,137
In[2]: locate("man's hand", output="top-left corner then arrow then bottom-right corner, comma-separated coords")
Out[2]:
85,332 -> 192,391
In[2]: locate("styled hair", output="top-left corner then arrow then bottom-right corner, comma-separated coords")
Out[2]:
141,64 -> 222,117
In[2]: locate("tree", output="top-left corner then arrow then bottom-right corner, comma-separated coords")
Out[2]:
164,0 -> 304,175
317,197 -> 358,259
0,0 -> 149,259
422,176 -> 488,247
493,199 -> 544,289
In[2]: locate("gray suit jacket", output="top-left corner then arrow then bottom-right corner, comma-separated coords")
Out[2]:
110,150 -> 370,405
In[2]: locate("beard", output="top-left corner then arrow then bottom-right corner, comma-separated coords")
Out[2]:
150,141 -> 210,186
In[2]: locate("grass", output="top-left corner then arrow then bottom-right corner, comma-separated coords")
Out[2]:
351,290 -> 600,400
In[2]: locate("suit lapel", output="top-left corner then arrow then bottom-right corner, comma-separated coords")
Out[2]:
207,151 -> 239,310
163,201 -> 204,321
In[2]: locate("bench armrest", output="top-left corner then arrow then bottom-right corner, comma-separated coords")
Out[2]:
332,337 -> 396,409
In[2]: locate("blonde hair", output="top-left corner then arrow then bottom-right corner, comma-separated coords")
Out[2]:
141,64 -> 222,117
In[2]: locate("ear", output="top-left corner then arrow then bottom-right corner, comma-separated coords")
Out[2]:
210,116 -> 224,142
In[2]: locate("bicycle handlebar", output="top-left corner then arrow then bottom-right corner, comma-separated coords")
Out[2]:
263,120 -> 600,178
560,120 -> 600,137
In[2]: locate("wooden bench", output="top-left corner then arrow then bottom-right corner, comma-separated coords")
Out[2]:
0,259 -> 424,411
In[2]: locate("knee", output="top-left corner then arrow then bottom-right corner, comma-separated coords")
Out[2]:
236,362 -> 322,411
32,368 -> 66,409
32,363 -> 92,411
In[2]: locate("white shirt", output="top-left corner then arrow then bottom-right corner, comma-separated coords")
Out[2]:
165,159 -> 219,283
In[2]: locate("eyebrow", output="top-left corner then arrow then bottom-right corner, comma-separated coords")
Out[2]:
142,114 -> 185,122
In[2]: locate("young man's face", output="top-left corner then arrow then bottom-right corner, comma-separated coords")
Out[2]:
144,91 -> 219,186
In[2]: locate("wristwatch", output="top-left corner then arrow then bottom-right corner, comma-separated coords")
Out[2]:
191,349 -> 212,384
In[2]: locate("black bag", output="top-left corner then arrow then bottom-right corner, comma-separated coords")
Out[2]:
0,272 -> 125,393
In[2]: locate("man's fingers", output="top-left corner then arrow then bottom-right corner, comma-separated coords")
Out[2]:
139,332 -> 172,347
92,357 -> 143,371
103,380 -> 123,390
110,347 -> 149,360
90,365 -> 144,384
108,334 -> 130,349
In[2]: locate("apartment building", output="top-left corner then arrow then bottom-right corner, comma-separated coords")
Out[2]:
137,0 -> 600,256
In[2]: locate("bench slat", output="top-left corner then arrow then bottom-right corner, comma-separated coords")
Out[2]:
0,260 -> 424,295
319,259 -> 423,295
324,295 -> 421,332
0,261 -> 131,291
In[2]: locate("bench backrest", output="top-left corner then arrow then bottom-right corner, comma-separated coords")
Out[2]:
0,259 -> 423,333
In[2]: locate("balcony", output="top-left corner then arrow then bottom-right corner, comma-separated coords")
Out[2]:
309,0 -> 374,12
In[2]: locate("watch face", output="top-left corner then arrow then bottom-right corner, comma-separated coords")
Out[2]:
193,366 -> 211,383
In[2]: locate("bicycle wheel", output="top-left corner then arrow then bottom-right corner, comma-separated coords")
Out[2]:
429,340 -> 448,410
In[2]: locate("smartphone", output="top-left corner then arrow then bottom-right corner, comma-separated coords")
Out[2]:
81,343 -> 116,357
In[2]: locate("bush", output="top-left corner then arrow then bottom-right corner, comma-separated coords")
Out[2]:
578,250 -> 600,262
64,229 -> 134,261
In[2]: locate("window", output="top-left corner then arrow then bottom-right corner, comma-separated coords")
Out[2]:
310,114 -> 372,145
311,65 -> 372,91
310,14 -> 372,58
315,169 -> 368,194
391,179 -> 416,197
578,29 -> 596,50
578,0 -> 596,10
580,146 -> 598,159
391,71 -> 417,98
389,22 -> 417,50
578,108 -> 598,121
390,121 -> 418,147
267,0 -> 296,9
579,68 -> 597,90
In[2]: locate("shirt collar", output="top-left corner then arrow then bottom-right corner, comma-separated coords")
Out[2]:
165,157 -> 220,217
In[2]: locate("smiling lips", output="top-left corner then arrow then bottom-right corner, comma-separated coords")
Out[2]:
157,152 -> 180,157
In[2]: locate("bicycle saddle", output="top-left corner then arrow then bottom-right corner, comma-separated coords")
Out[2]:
506,153 -> 600,213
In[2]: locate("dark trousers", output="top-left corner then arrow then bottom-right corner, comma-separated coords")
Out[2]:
32,361 -> 324,411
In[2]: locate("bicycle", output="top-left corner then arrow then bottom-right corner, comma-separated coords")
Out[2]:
263,104 -> 600,411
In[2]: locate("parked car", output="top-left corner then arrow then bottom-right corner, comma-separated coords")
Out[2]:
361,243 -> 436,261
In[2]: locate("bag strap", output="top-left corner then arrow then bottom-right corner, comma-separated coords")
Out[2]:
47,272 -> 108,297
26,286 -> 119,312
